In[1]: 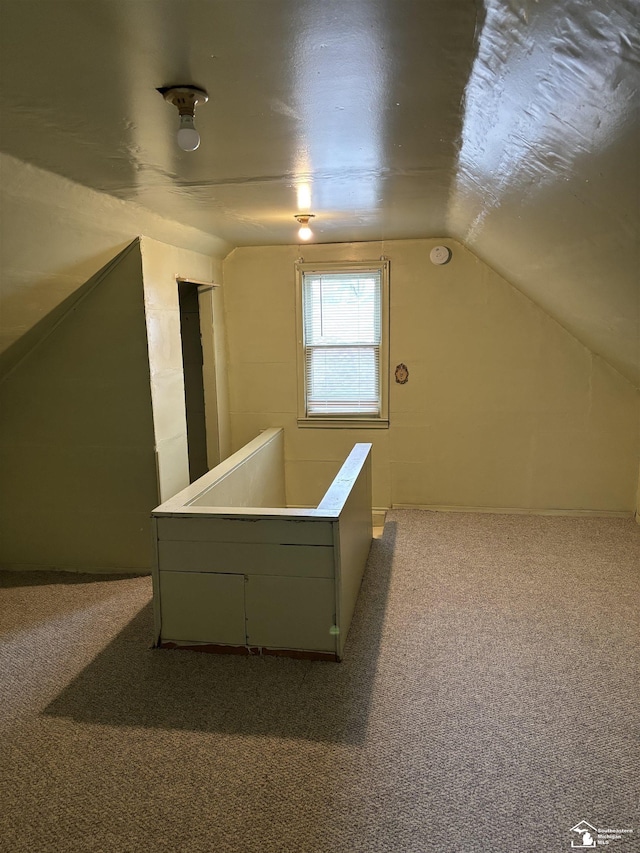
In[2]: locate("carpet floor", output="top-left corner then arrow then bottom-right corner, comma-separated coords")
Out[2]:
1,510 -> 638,852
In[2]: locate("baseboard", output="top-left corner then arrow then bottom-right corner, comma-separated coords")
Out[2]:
391,504 -> 634,519
0,563 -> 150,575
158,641 -> 339,661
372,508 -> 387,527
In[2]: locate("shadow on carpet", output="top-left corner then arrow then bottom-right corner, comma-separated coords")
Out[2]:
43,524 -> 397,744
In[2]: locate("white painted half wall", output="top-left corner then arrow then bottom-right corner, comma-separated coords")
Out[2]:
222,239 -> 639,514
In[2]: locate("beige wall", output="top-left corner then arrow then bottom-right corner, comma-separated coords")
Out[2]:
0,153 -> 229,373
0,155 -> 231,570
0,243 -> 158,570
223,239 -> 639,513
0,235 -> 232,571
140,237 -> 230,502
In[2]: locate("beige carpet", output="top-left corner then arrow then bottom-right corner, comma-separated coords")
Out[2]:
1,510 -> 638,852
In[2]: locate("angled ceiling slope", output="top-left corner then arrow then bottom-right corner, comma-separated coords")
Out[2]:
0,0 -> 638,386
447,0 -> 640,388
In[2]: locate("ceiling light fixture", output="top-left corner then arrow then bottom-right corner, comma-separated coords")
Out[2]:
160,85 -> 209,151
295,214 -> 315,241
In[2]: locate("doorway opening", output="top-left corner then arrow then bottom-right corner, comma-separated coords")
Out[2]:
178,281 -> 209,483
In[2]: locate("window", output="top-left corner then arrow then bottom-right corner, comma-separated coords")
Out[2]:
296,260 -> 389,428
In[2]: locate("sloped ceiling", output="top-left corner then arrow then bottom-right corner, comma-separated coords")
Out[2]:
0,0 -> 638,385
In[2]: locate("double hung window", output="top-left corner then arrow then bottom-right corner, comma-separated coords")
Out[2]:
296,260 -> 389,427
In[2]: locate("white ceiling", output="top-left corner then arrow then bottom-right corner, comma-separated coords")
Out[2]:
1,0 -> 638,385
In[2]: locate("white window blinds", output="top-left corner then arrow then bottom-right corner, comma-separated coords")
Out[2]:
302,269 -> 382,416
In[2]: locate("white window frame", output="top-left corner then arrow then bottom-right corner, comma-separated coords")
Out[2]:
295,259 -> 390,429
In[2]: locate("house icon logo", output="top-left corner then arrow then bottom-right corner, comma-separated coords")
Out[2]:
570,820 -> 598,847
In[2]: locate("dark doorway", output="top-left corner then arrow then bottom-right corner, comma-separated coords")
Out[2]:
178,282 -> 208,482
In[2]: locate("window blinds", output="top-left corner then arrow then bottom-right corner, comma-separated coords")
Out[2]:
302,270 -> 381,416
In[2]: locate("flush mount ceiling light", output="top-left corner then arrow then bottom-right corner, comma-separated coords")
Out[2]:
160,85 -> 209,151
295,214 -> 315,241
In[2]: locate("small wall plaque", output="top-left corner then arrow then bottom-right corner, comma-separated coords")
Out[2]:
395,363 -> 409,384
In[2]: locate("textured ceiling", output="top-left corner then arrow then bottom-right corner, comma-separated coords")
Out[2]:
0,0 -> 638,385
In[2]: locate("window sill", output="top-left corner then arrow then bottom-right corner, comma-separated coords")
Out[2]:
297,417 -> 389,430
